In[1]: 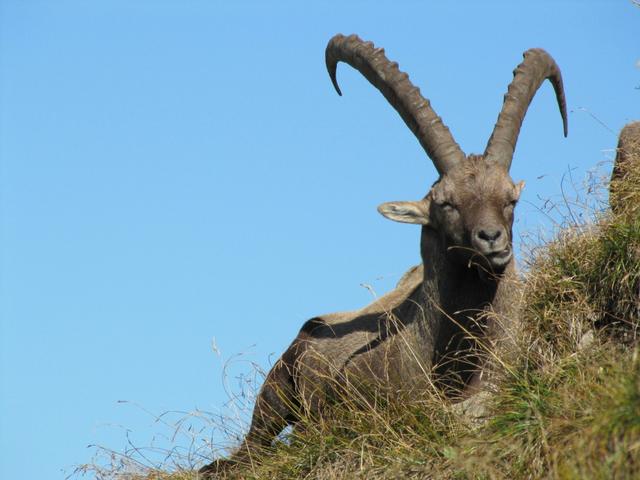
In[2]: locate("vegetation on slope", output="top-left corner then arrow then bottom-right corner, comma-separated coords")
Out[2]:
78,125 -> 640,479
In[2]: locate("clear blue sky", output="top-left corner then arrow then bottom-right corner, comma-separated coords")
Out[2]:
1,1 -> 637,478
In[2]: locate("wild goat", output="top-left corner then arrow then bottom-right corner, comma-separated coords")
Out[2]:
200,34 -> 567,476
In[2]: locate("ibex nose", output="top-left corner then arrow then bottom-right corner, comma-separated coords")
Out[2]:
477,228 -> 502,242
473,226 -> 506,252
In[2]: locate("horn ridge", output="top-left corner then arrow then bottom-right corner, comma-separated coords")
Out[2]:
326,34 -> 465,174
485,48 -> 568,170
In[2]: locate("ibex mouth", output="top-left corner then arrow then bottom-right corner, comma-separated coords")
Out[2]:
487,248 -> 512,268
473,249 -> 512,281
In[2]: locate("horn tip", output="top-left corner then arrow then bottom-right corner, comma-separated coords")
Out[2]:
329,70 -> 342,96
325,59 -> 342,96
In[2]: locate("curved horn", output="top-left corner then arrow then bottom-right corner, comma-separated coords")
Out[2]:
485,48 -> 568,170
326,34 -> 465,175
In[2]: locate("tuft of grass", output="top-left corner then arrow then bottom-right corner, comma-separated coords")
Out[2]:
522,211 -> 640,358
243,392 -> 467,480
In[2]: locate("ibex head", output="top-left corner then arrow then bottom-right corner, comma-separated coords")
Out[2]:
326,35 -> 567,274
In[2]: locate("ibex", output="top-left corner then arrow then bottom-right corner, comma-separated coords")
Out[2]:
200,34 -> 567,476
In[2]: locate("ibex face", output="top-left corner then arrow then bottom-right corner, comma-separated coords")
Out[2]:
379,159 -> 525,273
327,35 -> 567,275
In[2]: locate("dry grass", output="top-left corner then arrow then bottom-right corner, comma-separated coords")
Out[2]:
76,129 -> 640,479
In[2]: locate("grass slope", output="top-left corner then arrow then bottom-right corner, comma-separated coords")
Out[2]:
79,129 -> 640,479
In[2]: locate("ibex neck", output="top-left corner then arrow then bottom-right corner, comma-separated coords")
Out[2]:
418,227 -> 515,396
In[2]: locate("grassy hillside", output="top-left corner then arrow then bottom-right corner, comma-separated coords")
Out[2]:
79,127 -> 640,479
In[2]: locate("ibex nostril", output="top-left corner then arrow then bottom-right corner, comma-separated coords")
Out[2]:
478,229 -> 502,242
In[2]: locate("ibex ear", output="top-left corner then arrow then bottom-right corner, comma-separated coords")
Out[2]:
377,200 -> 430,225
515,180 -> 525,199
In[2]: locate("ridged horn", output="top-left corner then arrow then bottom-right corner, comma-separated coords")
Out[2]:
485,48 -> 568,170
326,34 -> 465,175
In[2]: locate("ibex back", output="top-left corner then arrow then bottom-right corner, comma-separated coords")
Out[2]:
200,34 -> 567,476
